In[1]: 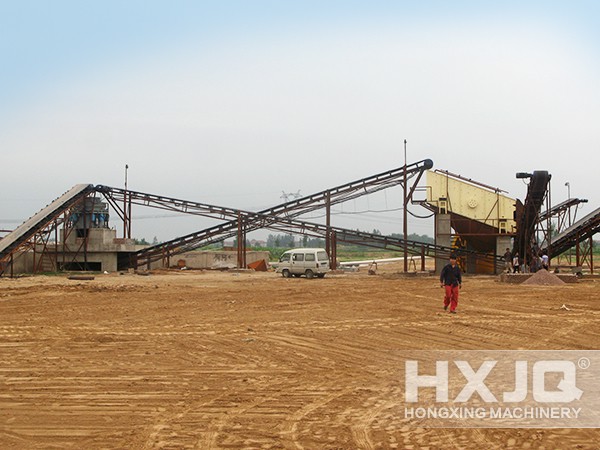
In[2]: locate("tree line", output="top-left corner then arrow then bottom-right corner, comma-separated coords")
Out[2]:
264,230 -> 434,249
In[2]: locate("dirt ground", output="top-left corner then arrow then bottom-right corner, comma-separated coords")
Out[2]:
1,265 -> 599,449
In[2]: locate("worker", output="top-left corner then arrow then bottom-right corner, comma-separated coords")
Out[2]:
512,252 -> 521,273
440,253 -> 462,314
541,250 -> 549,271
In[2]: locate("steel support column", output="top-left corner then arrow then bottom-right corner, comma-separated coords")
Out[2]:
123,190 -> 128,239
403,140 -> 408,272
237,213 -> 247,269
83,199 -> 88,271
32,235 -> 37,274
326,191 -> 332,268
590,236 -> 594,275
576,233 -> 581,268
330,230 -> 337,270
127,194 -> 132,239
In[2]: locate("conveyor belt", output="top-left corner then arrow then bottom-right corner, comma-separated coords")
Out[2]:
110,159 -> 434,267
544,207 -> 600,256
93,182 -> 503,269
539,198 -> 587,222
0,184 -> 94,271
513,171 -> 551,258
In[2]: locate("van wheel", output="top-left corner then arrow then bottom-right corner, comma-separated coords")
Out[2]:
317,273 -> 325,278
305,270 -> 314,279
282,269 -> 291,278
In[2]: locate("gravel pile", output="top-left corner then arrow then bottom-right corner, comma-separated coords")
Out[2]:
522,269 -> 565,286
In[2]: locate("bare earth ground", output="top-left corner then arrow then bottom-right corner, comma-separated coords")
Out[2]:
1,266 -> 599,449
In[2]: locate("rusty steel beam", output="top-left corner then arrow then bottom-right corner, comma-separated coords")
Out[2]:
106,189 -> 503,269
98,159 -> 434,267
539,198 -> 588,223
97,158 -> 434,224
261,159 -> 434,219
513,171 -> 551,262
126,160 -> 435,267
0,185 -> 96,276
543,207 -> 600,258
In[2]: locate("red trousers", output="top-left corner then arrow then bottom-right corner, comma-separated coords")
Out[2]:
444,285 -> 459,312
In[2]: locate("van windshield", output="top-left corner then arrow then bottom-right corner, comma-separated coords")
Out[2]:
317,251 -> 328,261
279,253 -> 291,263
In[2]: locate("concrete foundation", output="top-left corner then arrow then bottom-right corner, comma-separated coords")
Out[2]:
3,228 -> 136,274
56,228 -> 136,272
4,247 -> 271,274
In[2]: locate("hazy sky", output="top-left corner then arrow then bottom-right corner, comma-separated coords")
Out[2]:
1,1 -> 598,241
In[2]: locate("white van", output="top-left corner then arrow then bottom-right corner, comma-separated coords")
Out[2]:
277,248 -> 330,278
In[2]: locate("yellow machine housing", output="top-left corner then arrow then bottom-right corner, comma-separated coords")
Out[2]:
426,170 -> 517,274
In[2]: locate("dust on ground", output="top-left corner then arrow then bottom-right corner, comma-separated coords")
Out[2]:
1,267 -> 599,449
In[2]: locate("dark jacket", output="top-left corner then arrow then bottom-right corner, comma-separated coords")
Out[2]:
440,263 -> 462,286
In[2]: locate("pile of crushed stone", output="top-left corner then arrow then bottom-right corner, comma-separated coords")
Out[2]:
522,269 -> 565,286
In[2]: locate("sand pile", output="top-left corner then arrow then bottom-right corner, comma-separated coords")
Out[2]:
522,269 -> 565,286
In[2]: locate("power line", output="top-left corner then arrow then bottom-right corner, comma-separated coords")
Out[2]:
280,190 -> 302,203
302,206 -> 405,220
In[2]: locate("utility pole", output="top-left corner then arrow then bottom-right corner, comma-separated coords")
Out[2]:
403,139 -> 408,272
565,182 -> 571,225
124,164 -> 129,239
565,181 -> 571,265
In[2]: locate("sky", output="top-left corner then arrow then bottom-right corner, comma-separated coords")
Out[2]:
1,1 -> 599,242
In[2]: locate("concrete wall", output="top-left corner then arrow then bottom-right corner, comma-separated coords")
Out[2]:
496,235 -> 513,274
3,226 -> 269,274
62,228 -> 136,253
150,250 -> 271,270
1,250 -> 117,274
69,252 -> 118,272
1,251 -> 114,274
3,250 -> 271,274
39,228 -> 137,272
3,228 -> 133,274
2,251 -> 34,274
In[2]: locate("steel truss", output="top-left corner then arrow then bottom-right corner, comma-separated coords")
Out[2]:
96,158 -> 502,271
542,207 -> 600,274
537,198 -> 587,266
0,187 -> 96,277
532,190 -> 598,274
99,159 -> 435,268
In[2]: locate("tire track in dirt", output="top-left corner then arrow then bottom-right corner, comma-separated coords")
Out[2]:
279,388 -> 353,450
196,396 -> 273,449
261,333 -> 374,367
2,272 -> 600,448
349,397 -> 398,450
